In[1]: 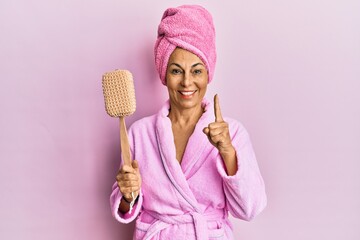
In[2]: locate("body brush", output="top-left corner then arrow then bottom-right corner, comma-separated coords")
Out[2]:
102,69 -> 136,167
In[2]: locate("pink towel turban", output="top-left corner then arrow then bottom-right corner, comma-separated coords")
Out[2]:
154,5 -> 216,85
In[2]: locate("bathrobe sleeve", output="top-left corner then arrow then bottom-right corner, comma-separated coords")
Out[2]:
216,119 -> 267,221
110,182 -> 143,224
109,126 -> 143,224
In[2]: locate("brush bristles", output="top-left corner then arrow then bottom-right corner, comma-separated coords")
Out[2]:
102,70 -> 136,117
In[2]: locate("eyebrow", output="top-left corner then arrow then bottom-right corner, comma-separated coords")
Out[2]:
169,63 -> 204,69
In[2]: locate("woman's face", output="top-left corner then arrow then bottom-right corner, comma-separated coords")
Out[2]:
166,48 -> 208,111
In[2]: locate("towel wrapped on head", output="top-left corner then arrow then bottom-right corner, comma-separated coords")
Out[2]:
154,5 -> 216,85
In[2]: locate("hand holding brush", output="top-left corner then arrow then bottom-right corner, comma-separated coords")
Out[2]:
102,70 -> 141,213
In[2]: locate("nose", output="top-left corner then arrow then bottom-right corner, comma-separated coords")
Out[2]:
181,71 -> 192,87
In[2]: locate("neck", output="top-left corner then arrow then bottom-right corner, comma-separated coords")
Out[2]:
168,104 -> 204,127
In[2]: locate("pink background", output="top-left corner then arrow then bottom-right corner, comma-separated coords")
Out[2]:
1,0 -> 359,239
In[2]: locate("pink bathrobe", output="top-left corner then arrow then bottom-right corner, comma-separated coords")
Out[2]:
110,98 -> 267,239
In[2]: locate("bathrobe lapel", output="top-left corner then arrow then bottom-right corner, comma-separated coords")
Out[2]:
154,99 -> 215,211
181,100 -> 215,179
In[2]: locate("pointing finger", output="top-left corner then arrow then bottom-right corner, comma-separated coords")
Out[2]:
214,94 -> 223,122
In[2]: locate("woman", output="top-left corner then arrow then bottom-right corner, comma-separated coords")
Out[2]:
110,5 -> 267,239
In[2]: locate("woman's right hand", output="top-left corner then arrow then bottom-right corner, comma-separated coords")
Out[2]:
116,160 -> 142,202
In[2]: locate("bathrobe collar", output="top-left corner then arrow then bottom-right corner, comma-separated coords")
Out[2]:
155,98 -> 215,212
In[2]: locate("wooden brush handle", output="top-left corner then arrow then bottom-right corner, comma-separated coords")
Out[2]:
119,116 -> 131,166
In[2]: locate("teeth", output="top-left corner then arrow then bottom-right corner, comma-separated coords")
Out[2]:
180,91 -> 195,96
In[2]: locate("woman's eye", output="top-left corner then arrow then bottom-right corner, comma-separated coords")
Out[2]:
193,69 -> 202,75
171,69 -> 182,74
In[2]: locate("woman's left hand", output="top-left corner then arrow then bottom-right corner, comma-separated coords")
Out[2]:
203,94 -> 235,155
203,94 -> 238,175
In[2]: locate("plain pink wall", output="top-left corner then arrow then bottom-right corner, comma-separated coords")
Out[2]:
1,0 -> 359,239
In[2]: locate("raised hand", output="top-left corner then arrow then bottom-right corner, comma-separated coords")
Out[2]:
203,94 -> 234,155
203,95 -> 238,175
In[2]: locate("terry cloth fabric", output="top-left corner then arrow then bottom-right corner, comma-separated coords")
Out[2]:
154,5 -> 217,85
110,98 -> 267,239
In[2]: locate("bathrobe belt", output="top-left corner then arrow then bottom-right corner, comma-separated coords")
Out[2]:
141,209 -> 225,239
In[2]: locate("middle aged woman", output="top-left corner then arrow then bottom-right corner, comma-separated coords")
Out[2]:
110,5 -> 267,239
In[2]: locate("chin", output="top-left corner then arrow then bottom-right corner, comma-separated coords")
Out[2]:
176,98 -> 203,110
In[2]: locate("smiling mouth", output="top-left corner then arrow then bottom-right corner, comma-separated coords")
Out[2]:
179,90 -> 197,96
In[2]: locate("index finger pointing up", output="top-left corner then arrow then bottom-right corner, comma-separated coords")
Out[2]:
214,94 -> 224,122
